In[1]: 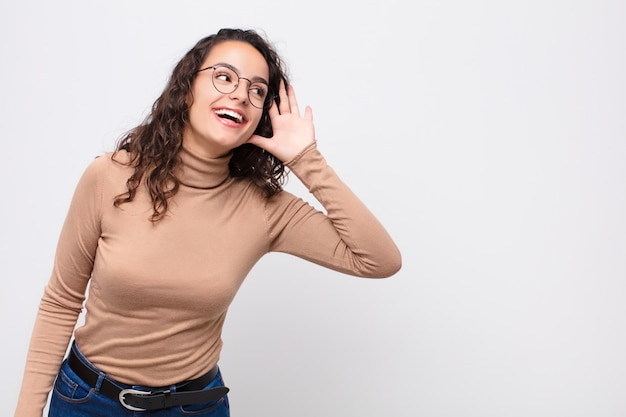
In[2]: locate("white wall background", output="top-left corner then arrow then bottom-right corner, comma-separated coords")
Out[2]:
1,1 -> 625,416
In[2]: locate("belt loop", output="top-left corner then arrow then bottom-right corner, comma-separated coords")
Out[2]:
95,372 -> 106,392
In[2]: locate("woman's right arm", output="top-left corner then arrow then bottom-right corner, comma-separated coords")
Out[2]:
14,155 -> 106,417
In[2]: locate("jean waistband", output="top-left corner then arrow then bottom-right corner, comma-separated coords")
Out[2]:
67,342 -> 227,411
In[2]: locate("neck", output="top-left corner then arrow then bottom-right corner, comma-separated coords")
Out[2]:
176,144 -> 232,189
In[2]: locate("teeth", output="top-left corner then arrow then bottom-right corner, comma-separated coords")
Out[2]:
215,109 -> 243,123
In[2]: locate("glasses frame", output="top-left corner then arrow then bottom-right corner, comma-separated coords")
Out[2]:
196,64 -> 272,109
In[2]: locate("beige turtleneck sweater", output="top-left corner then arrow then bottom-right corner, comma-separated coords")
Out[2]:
15,143 -> 401,417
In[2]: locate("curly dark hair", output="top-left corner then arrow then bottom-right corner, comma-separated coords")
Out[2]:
113,28 -> 289,221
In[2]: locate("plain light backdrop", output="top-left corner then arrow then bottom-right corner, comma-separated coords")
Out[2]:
1,1 -> 625,416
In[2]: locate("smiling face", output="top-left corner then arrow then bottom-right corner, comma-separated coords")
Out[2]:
183,40 -> 270,158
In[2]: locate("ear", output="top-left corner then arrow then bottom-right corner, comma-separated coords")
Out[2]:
186,88 -> 195,108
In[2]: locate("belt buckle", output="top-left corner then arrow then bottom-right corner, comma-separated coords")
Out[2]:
119,388 -> 151,411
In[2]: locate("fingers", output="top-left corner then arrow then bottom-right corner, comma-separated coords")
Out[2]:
275,80 -> 301,116
287,85 -> 300,116
277,79 -> 289,115
303,105 -> 313,122
267,81 -> 309,124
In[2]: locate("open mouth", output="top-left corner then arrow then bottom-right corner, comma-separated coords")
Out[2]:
215,109 -> 244,124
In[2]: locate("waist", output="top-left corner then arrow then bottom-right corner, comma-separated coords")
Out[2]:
67,343 -> 226,411
73,328 -> 225,385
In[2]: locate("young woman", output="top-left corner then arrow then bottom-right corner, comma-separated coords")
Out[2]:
15,28 -> 402,417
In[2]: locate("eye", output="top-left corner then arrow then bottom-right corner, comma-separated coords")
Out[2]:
249,83 -> 268,99
213,68 -> 236,85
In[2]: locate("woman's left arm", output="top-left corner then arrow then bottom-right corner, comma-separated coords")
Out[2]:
250,82 -> 401,278
269,143 -> 402,278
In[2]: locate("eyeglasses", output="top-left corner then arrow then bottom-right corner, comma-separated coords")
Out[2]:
197,64 -> 270,109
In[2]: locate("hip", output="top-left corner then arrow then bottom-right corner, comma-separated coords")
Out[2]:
49,343 -> 230,417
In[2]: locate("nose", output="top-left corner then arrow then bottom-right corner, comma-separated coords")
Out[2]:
229,80 -> 250,104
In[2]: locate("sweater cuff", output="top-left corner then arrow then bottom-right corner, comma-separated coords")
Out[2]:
284,142 -> 318,167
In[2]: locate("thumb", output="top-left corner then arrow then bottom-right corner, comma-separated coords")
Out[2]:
246,134 -> 272,153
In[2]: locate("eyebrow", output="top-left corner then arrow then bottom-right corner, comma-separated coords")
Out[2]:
213,62 -> 269,85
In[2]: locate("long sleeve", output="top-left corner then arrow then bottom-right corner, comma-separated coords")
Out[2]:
266,143 -> 402,278
15,157 -> 104,417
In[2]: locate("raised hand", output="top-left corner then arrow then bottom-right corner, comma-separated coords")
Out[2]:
247,80 -> 316,162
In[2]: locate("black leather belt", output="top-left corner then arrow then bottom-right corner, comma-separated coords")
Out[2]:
67,348 -> 229,411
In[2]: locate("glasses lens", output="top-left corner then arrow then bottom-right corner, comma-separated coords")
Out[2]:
211,66 -> 268,109
248,82 -> 268,109
211,66 -> 238,94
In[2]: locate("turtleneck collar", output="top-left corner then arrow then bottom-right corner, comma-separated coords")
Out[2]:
176,145 -> 232,189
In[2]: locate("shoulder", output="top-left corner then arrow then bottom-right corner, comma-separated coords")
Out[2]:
76,151 -> 133,192
83,150 -> 132,175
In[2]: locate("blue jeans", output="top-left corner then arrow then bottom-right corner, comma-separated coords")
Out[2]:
49,344 -> 230,417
